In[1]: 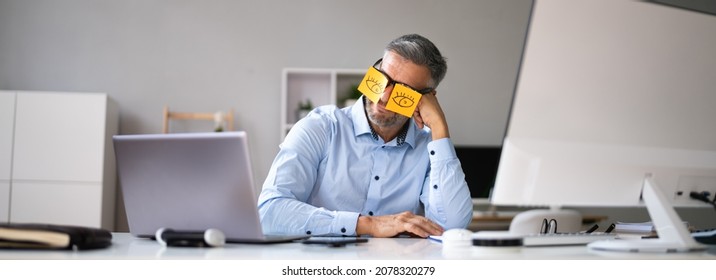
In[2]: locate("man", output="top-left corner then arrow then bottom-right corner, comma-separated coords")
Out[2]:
258,34 -> 472,238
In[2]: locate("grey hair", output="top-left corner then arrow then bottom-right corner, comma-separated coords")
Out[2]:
384,34 -> 447,88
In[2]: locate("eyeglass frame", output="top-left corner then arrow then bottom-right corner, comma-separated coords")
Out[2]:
540,218 -> 558,234
372,58 -> 435,95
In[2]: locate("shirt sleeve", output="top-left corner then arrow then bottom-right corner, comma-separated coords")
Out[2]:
257,111 -> 360,236
420,138 -> 473,229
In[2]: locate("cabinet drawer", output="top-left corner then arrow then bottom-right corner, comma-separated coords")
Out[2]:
10,181 -> 102,228
13,92 -> 107,182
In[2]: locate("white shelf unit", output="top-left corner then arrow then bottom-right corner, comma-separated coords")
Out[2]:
0,90 -> 119,230
281,68 -> 365,141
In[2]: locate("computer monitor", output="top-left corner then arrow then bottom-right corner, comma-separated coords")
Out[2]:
489,0 -> 716,252
454,146 -> 501,199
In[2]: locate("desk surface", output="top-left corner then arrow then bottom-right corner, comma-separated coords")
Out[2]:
1,233 -> 715,260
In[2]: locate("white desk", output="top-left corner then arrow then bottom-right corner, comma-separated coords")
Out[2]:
1,232 -> 715,260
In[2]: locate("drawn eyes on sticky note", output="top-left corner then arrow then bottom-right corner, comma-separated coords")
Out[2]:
358,67 -> 388,103
357,63 -> 424,117
366,76 -> 384,95
385,84 -> 422,117
391,92 -> 415,108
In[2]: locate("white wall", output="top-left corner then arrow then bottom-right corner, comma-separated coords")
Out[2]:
0,0 -> 533,230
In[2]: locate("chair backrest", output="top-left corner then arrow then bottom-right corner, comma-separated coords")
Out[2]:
162,106 -> 234,133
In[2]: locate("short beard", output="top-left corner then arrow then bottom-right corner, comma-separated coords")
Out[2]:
364,96 -> 409,129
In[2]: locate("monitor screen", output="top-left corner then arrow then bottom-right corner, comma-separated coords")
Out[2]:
454,146 -> 501,199
489,0 -> 716,252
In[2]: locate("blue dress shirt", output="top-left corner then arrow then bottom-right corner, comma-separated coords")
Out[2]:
258,97 -> 473,236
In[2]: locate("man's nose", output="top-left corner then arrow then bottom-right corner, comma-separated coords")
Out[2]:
379,84 -> 393,104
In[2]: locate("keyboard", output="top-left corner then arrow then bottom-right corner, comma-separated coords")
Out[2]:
522,232 -> 617,247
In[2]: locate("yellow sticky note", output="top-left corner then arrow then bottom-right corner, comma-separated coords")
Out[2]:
357,67 -> 387,103
385,84 -> 422,117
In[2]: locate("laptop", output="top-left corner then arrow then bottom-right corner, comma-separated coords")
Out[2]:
113,131 -> 307,243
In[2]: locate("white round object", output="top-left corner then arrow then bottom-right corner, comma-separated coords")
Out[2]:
204,228 -> 226,247
155,228 -> 168,246
441,228 -> 473,248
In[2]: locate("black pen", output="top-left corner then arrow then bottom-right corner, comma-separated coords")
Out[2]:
585,224 -> 599,233
641,233 -> 659,239
605,223 -> 616,233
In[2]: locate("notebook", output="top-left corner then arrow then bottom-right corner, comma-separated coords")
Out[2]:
113,131 -> 307,243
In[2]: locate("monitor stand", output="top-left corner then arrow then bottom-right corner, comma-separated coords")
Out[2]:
588,176 -> 707,253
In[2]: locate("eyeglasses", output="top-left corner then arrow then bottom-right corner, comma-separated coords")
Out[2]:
541,218 -> 558,234
357,58 -> 434,117
371,59 -> 434,95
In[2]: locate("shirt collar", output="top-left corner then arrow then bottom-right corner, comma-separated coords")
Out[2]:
351,96 -> 417,148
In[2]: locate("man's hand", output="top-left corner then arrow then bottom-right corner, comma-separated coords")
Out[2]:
356,211 -> 444,238
413,92 -> 449,140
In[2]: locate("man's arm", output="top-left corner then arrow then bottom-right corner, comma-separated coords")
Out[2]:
414,92 -> 474,229
413,92 -> 449,140
420,138 -> 473,229
258,187 -> 359,236
257,111 -> 360,236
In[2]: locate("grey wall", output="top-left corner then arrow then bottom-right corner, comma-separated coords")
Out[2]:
0,0 -> 533,230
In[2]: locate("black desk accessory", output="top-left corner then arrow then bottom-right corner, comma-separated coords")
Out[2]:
155,228 -> 225,247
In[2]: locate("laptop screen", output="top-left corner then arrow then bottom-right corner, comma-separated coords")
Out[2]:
113,132 -> 265,240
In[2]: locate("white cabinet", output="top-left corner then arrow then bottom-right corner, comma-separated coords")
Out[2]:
0,90 -> 118,229
0,92 -> 14,222
280,68 -> 365,140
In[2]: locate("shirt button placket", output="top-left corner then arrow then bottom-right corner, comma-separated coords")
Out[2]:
365,146 -> 387,216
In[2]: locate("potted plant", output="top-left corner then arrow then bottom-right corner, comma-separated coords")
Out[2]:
342,84 -> 364,108
296,99 -> 313,120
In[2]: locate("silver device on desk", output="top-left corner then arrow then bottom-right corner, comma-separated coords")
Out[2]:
113,131 -> 307,243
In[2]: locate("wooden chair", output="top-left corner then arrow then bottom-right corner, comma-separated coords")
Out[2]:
162,106 -> 234,133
